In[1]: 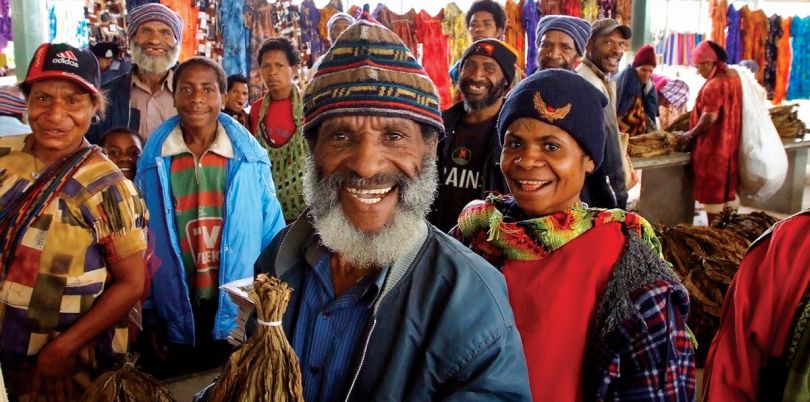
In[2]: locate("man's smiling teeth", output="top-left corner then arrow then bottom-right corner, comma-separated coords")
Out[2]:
346,186 -> 393,205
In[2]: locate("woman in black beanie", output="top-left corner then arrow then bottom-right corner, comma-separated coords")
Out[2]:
453,69 -> 695,401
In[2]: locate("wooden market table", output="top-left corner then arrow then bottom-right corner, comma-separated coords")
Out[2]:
631,134 -> 810,226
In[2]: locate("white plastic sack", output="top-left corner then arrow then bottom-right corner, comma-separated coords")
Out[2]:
731,65 -> 788,203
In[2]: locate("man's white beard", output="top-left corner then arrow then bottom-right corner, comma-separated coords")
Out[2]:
302,153 -> 438,269
129,40 -> 180,74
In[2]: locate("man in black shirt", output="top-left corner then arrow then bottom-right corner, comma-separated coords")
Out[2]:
430,39 -> 517,232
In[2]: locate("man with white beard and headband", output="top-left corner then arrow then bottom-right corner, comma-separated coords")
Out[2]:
87,3 -> 182,144
252,13 -> 531,402
429,39 -> 516,232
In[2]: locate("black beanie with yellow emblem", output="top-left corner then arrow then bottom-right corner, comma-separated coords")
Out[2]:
496,68 -> 609,167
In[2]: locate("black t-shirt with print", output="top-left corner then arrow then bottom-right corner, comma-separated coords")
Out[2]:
435,116 -> 496,232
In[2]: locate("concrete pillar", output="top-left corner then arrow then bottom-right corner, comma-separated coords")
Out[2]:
12,0 -> 47,82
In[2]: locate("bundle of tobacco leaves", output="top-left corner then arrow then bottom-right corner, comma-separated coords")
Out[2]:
628,130 -> 690,158
712,210 -> 780,242
209,274 -> 303,402
655,209 -> 777,366
665,111 -> 691,132
81,355 -> 175,402
770,104 -> 806,138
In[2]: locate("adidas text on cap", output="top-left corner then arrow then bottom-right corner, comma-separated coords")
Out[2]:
24,43 -> 101,95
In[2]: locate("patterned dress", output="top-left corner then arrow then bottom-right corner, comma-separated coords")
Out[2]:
764,15 -> 782,98
0,135 -> 148,396
787,16 -> 810,100
415,9 -> 452,109
773,17 -> 792,104
504,0 -> 526,71
690,63 -> 742,204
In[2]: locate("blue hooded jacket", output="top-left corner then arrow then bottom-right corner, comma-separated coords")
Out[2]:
135,113 -> 286,345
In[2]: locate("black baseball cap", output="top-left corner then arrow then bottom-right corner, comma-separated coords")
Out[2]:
24,43 -> 100,94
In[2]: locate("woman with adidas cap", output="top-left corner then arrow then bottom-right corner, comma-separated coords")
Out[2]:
453,69 -> 695,401
0,43 -> 147,400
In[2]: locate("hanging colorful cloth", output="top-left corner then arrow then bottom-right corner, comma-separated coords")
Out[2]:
505,0 -> 526,72
162,0 -> 198,62
416,9 -> 452,109
219,0 -> 250,77
540,0 -> 563,17
49,1 -> 90,48
597,0 -> 616,19
318,5 -> 339,41
740,6 -> 769,83
442,3 -> 469,70
773,16 -> 792,104
523,0 -> 540,75
726,5 -> 743,64
709,0 -> 727,47
564,0 -> 582,18
763,15 -> 782,99
372,3 -> 392,28
582,0 -> 599,21
615,0 -> 631,25
442,3 -> 469,102
299,0 -> 323,74
245,0 -> 279,101
376,8 -> 419,57
787,16 -> 810,100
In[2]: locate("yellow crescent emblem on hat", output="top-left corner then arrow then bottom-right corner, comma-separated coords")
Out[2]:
533,92 -> 571,122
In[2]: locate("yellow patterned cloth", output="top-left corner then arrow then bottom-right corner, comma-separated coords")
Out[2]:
505,0 -> 526,71
442,3 -> 470,66
0,134 -> 147,367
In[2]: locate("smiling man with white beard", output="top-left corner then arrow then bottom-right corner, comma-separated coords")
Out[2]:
87,3 -> 182,144
251,13 -> 531,402
429,39 -> 517,232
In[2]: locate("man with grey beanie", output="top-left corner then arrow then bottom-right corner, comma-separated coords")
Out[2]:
535,15 -> 591,71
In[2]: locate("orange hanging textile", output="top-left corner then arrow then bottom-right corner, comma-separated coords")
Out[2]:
710,0 -> 727,47
773,17 -> 792,104
505,0 -> 526,71
161,0 -> 198,61
740,6 -> 769,83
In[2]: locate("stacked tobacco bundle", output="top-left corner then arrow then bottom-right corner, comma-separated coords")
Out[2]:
769,104 -> 807,138
81,355 -> 175,402
655,210 -> 778,366
210,274 -> 304,402
665,111 -> 691,132
627,130 -> 690,158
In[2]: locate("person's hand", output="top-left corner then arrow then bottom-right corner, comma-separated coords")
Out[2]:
30,336 -> 78,402
146,325 -> 171,361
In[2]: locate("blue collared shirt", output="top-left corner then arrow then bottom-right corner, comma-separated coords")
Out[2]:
291,251 -> 387,402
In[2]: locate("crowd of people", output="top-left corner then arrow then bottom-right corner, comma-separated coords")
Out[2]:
0,1 -> 805,401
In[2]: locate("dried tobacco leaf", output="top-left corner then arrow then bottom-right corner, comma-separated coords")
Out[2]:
210,274 -> 303,402
81,355 -> 175,402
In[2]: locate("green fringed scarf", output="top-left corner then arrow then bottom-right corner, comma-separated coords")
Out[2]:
256,85 -> 309,221
456,194 -> 663,265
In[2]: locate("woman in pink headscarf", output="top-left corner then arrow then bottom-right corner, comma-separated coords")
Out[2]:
683,40 -> 742,224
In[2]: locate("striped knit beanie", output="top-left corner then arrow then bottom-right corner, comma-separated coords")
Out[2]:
127,3 -> 183,44
303,12 -> 444,138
